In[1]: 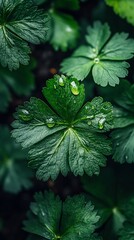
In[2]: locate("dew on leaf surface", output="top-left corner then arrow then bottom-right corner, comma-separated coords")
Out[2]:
46,118 -> 55,128
70,81 -> 79,95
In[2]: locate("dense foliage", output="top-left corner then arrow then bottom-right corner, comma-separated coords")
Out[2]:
0,0 -> 134,240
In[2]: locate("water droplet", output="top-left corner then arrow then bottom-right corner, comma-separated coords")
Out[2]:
58,77 -> 64,87
70,81 -> 79,95
54,84 -> 57,89
86,115 -> 94,119
87,120 -> 92,125
98,118 -> 106,129
116,142 -> 120,146
66,26 -> 72,32
46,118 -> 55,128
125,155 -> 128,160
93,48 -> 96,53
19,109 -> 32,121
85,105 -> 89,110
94,57 -> 99,64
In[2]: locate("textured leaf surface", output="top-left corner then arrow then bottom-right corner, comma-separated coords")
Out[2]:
61,21 -> 134,86
105,0 -> 134,26
12,75 -> 113,181
109,81 -> 134,163
24,191 -> 100,240
98,80 -> 134,163
0,0 -> 48,70
0,126 -> 33,193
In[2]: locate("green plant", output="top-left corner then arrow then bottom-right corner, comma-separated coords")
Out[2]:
1,1 -> 134,240
24,191 -> 101,240
105,0 -> 134,26
0,0 -> 48,70
12,75 -> 113,181
61,21 -> 134,86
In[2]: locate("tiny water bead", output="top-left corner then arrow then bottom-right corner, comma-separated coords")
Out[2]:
58,77 -> 64,87
86,115 -> 94,120
87,120 -> 92,125
19,109 -> 32,121
98,118 -> 106,129
93,48 -> 96,53
46,118 -> 55,128
70,81 -> 79,95
125,155 -> 128,160
94,57 -> 100,64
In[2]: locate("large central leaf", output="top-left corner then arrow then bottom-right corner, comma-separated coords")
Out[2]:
12,75 -> 113,181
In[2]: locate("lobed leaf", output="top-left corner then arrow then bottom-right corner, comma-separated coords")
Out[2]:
105,0 -> 134,26
12,75 -> 113,181
24,191 -> 100,240
61,21 -> 134,87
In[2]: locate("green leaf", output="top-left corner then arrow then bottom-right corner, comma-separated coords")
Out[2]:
24,191 -> 100,240
61,21 -> 134,87
119,223 -> 134,240
0,0 -> 48,70
119,198 -> 134,240
111,125 -> 134,164
81,165 -> 134,240
0,59 -> 36,113
0,125 -> 33,194
105,0 -> 134,26
86,22 -> 111,52
101,80 -> 134,163
98,80 -> 134,163
12,75 -> 113,181
49,10 -> 79,51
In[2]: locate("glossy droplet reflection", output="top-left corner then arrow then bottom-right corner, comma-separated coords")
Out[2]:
58,77 -> 64,87
87,120 -> 91,125
98,118 -> 106,129
94,57 -> 99,63
46,118 -> 55,128
70,81 -> 79,95
86,115 -> 94,119
19,109 -> 32,121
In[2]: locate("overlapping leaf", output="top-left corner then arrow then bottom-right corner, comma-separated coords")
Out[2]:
12,75 -> 113,181
61,21 -> 134,86
99,80 -> 134,163
48,0 -> 79,51
49,10 -> 79,51
0,0 -> 48,70
119,198 -> 134,240
24,191 -> 101,240
0,125 -> 33,193
105,0 -> 134,26
81,165 -> 134,240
